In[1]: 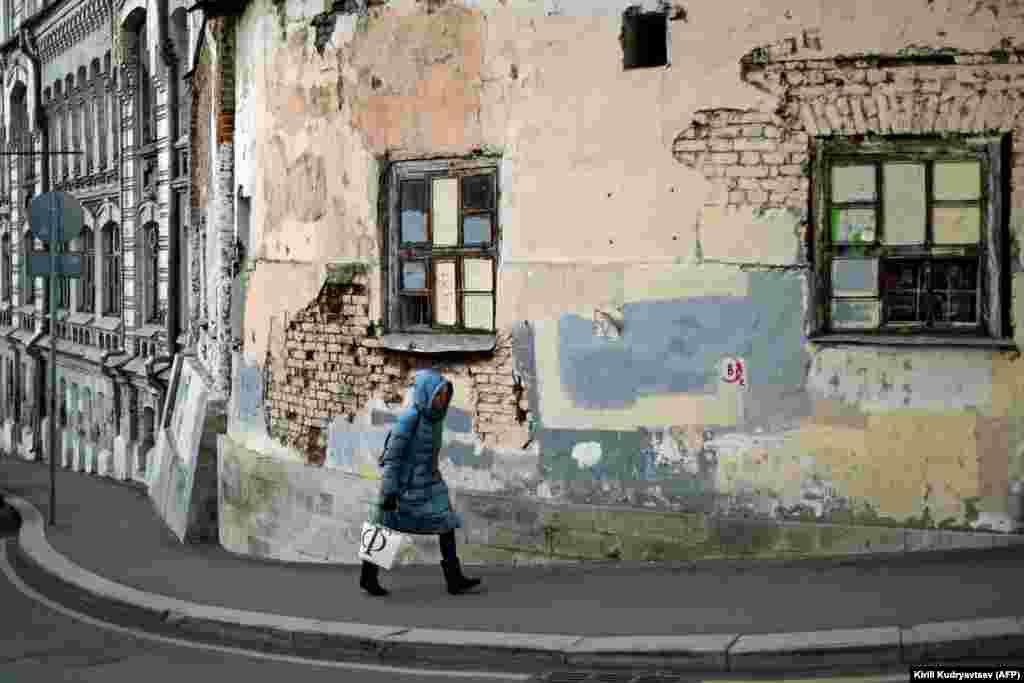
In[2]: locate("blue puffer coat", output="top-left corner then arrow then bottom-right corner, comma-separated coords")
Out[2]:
375,370 -> 464,535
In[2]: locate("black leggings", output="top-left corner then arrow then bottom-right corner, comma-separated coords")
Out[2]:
439,530 -> 458,562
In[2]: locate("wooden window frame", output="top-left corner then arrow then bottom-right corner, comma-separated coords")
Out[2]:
809,135 -> 1011,348
385,158 -> 500,335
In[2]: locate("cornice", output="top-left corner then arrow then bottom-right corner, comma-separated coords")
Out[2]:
36,0 -> 113,66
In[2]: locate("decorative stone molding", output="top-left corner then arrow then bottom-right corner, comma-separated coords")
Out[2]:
36,0 -> 113,65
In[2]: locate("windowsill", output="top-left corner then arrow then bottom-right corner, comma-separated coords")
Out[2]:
379,332 -> 496,354
809,333 -> 1018,350
93,316 -> 122,331
67,312 -> 94,325
129,324 -> 163,338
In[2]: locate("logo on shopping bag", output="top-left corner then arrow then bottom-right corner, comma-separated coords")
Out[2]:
361,526 -> 389,556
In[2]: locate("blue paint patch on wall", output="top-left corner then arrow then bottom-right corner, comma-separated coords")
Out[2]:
326,418 -> 390,469
558,271 -> 805,409
236,363 -> 265,425
447,407 -> 473,433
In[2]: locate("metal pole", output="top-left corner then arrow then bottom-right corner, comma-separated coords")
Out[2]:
48,194 -> 58,527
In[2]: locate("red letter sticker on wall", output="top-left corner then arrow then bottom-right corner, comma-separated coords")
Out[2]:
720,356 -> 747,388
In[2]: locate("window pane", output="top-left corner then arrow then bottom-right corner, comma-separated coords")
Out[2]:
831,299 -> 880,329
400,180 -> 427,243
831,258 -> 878,297
463,258 -> 493,292
881,260 -> 921,291
933,206 -> 981,244
401,261 -> 426,290
832,165 -> 876,202
831,208 -> 876,244
930,259 -> 978,291
885,293 -> 919,323
934,161 -> 981,200
434,260 -> 457,325
432,177 -> 459,247
883,163 -> 926,245
464,294 -> 494,331
944,293 -> 977,324
462,175 -> 493,210
463,215 -> 491,245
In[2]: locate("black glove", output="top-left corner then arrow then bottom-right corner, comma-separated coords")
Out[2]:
380,494 -> 398,511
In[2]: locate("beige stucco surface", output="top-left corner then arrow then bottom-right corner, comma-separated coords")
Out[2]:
207,0 -> 1024,567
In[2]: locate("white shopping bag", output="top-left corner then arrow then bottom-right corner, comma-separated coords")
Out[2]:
358,522 -> 407,570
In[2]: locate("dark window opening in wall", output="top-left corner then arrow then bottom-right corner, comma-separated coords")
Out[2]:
48,105 -> 58,185
79,228 -> 94,312
143,223 -> 160,323
57,274 -> 70,310
813,136 -> 1007,342
20,233 -> 33,304
1,234 -> 11,302
102,223 -> 121,316
388,160 -> 499,333
621,7 -> 668,70
97,75 -> 107,170
137,19 -> 155,146
177,192 -> 189,328
171,7 -> 190,141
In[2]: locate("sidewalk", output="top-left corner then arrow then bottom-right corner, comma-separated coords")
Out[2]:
3,453 -> 1024,675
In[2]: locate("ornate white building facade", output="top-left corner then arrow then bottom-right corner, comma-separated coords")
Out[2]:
0,0 -> 201,481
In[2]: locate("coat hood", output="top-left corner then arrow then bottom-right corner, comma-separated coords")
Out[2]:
411,369 -> 452,422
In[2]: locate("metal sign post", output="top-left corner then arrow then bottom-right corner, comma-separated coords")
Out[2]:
28,191 -> 83,527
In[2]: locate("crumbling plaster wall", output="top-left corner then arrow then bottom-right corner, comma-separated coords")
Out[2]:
224,0 -> 1024,546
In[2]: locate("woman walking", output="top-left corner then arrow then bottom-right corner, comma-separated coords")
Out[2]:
360,369 -> 482,597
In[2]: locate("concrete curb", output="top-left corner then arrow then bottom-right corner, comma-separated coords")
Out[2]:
5,491 -> 1024,674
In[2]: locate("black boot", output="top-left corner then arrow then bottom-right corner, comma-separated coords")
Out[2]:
359,561 -> 389,596
441,558 -> 482,595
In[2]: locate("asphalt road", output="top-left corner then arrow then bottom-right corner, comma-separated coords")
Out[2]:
3,526 -> 1020,683
4,457 -> 1024,640
0,533 -> 535,683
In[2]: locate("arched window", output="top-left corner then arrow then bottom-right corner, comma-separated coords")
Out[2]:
21,231 -> 33,305
96,58 -> 107,170
1,234 -> 11,302
75,67 -> 86,176
102,223 -> 121,315
171,8 -> 189,141
59,378 -> 67,427
10,81 -> 31,184
142,223 -> 160,322
57,242 -> 70,309
137,19 -> 154,145
79,228 -> 94,312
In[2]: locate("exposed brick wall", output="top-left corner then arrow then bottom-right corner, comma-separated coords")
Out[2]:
673,51 -> 1024,213
674,110 -> 809,210
264,273 -> 527,466
189,48 -> 211,212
